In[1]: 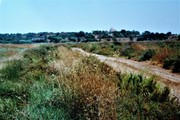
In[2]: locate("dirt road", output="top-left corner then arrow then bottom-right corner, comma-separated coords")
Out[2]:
72,48 -> 180,99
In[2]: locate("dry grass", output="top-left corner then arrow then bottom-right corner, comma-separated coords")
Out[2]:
132,43 -> 147,51
68,58 -> 118,119
50,46 -> 119,119
152,47 -> 172,65
0,44 -> 39,49
4,48 -> 17,57
48,46 -> 82,76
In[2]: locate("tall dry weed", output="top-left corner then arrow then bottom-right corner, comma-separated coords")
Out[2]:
132,43 -> 147,51
53,47 -> 119,119
152,47 -> 172,65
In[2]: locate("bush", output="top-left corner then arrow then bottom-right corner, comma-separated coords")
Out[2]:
163,57 -> 180,73
139,49 -> 155,61
163,58 -> 175,69
0,60 -> 23,80
23,45 -> 55,62
89,44 -> 98,52
152,47 -> 171,64
172,58 -> 180,73
117,74 -> 180,119
120,46 -> 134,59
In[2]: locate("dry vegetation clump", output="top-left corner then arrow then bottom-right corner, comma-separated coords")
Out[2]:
67,57 -> 118,120
132,43 -> 147,51
56,46 -> 81,66
48,46 -> 82,76
5,49 -> 17,57
53,47 -> 119,119
152,47 -> 172,65
0,44 -> 37,49
0,48 -> 18,58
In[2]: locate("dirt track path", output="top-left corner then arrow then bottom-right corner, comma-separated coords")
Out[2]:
72,48 -> 180,99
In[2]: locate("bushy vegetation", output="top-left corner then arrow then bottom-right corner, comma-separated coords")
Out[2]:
139,49 -> 155,61
0,45 -> 179,119
163,56 -> 180,73
71,41 -> 180,73
117,74 -> 179,119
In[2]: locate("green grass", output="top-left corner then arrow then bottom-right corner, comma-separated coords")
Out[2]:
0,45 -> 179,119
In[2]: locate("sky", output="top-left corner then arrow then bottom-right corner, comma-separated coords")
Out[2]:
0,0 -> 179,34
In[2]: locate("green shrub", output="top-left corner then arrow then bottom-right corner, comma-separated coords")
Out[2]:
120,46 -> 134,59
23,45 -> 55,62
172,58 -> 180,73
117,74 -> 180,119
163,57 -> 180,73
0,60 -> 23,80
163,58 -> 175,69
89,44 -> 98,52
139,49 -> 155,61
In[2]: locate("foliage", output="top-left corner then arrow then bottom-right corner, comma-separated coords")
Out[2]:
163,58 -> 176,69
116,74 -> 180,119
74,41 -> 180,73
139,49 -> 156,61
0,60 -> 23,80
163,57 -> 180,73
0,45 -> 179,119
120,45 -> 135,59
0,29 -> 177,44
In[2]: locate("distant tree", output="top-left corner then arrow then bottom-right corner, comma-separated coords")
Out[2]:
178,34 -> 180,41
133,30 -> 140,36
112,31 -> 121,38
166,32 -> 172,37
26,33 -> 36,39
142,31 -> 151,36
120,29 -> 126,34
48,36 -> 61,43
92,30 -> 102,35
78,31 -> 85,37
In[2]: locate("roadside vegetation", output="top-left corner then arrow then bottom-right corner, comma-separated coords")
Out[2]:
70,41 -> 180,73
0,44 -> 35,59
0,45 -> 179,119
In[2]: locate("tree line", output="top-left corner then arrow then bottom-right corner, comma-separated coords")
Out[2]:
0,30 -> 179,43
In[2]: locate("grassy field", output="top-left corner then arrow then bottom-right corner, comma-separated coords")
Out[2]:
0,44 -> 179,119
69,41 -> 180,73
0,44 -> 38,59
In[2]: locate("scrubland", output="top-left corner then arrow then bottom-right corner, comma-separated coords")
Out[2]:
0,45 -> 179,119
70,41 -> 180,73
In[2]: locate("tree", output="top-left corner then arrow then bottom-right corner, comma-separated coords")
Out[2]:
78,31 -> 85,38
166,32 -> 172,37
178,34 -> 180,41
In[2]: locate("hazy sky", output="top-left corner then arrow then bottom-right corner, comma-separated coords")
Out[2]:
0,0 -> 179,33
